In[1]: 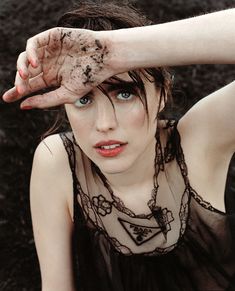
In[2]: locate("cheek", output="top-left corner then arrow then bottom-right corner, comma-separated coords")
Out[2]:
120,102 -> 146,128
130,110 -> 146,128
123,99 -> 158,136
65,106 -> 93,141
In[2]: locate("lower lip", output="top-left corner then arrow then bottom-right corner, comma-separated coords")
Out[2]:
95,144 -> 127,157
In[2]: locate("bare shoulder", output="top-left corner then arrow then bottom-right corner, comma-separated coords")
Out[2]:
30,133 -> 76,289
31,133 -> 73,220
33,133 -> 68,168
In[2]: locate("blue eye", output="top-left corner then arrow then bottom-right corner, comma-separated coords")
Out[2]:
74,95 -> 92,108
116,91 -> 134,101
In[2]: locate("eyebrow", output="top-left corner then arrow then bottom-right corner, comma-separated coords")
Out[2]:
84,80 -> 139,98
104,81 -> 138,92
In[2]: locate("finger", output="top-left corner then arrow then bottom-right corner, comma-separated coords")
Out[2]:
2,87 -> 20,102
14,71 -> 28,95
26,38 -> 43,68
27,62 -> 43,79
20,87 -> 82,109
4,72 -> 52,103
17,52 -> 29,79
16,49 -> 43,83
14,73 -> 53,102
26,28 -> 61,68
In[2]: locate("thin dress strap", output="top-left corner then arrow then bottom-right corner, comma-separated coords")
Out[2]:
59,132 -> 85,225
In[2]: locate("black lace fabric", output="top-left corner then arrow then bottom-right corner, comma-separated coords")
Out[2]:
59,124 -> 235,291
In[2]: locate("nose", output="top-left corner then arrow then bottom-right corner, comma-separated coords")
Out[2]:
95,99 -> 118,132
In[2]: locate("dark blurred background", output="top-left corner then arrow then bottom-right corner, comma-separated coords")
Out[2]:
0,0 -> 235,290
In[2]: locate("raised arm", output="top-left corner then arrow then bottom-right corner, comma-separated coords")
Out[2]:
2,8 -> 235,109
110,8 -> 235,154
112,8 -> 235,68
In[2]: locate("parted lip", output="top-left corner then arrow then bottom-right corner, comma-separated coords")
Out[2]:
94,140 -> 127,148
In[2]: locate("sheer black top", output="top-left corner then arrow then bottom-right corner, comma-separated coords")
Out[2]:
59,123 -> 235,291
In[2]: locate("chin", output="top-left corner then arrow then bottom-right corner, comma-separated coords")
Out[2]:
101,168 -> 126,175
95,160 -> 133,175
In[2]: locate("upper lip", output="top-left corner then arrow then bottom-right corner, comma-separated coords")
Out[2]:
94,140 -> 127,148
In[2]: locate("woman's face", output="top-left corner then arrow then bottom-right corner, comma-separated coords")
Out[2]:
65,72 -> 161,175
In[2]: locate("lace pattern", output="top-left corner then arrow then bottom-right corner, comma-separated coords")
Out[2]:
190,188 -> 215,211
60,126 -> 191,256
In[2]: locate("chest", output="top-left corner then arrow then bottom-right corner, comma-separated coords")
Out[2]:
76,161 -> 190,255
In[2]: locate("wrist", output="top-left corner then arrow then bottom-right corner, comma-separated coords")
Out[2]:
98,26 -> 163,73
96,29 -> 139,74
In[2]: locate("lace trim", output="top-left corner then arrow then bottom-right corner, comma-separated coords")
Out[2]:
190,188 -> 216,212
77,185 -> 189,255
173,126 -> 223,215
60,129 -> 190,255
86,208 -> 181,256
59,132 -> 76,173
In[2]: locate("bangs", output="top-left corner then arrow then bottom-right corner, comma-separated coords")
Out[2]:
96,68 -> 167,121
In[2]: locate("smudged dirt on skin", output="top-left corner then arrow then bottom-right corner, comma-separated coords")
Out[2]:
56,28 -> 110,87
95,39 -> 103,49
60,30 -> 72,42
82,45 -> 109,85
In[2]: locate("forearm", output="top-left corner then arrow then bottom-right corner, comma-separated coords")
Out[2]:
108,8 -> 235,70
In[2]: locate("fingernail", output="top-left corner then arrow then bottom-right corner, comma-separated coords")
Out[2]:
2,92 -> 8,100
2,90 -> 16,101
19,69 -> 27,79
30,58 -> 38,68
21,105 -> 33,110
16,85 -> 24,95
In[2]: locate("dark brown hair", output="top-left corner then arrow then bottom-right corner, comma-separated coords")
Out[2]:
43,0 -> 174,139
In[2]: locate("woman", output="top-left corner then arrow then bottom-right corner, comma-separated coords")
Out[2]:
2,2 -> 235,291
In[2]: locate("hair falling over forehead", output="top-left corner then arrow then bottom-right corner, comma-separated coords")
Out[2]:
58,1 -> 173,117
42,0 -> 174,140
97,69 -> 171,121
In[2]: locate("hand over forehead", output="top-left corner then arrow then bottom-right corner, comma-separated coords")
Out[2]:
2,27 -> 116,109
